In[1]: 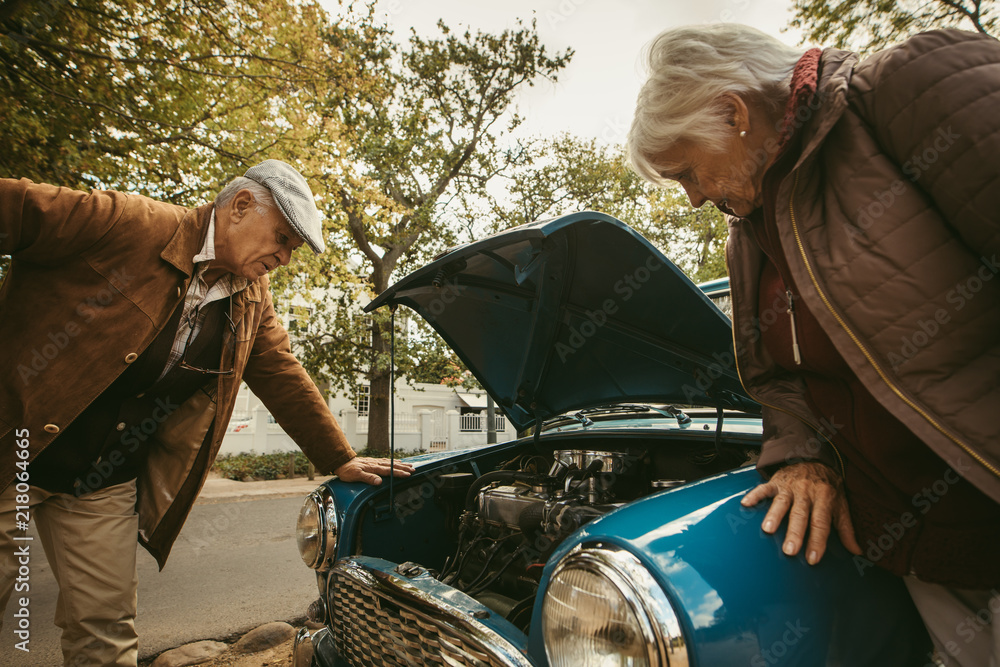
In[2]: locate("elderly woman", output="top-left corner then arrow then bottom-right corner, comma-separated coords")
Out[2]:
629,24 -> 1000,664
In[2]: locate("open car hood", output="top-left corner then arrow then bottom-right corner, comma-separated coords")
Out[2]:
366,212 -> 758,431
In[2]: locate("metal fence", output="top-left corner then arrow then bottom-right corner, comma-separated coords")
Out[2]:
459,413 -> 507,433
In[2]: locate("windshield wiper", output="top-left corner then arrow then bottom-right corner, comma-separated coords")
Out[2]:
544,404 -> 693,430
578,404 -> 692,428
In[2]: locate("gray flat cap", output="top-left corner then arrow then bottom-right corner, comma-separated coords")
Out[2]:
243,159 -> 325,254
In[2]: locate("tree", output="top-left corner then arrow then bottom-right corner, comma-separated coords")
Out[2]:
467,134 -> 728,282
790,0 -> 997,52
0,0 -> 377,304
646,186 -> 729,283
0,0 -> 363,202
296,18 -> 572,452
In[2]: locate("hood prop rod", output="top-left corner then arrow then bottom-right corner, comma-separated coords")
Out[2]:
389,306 -> 397,512
714,406 -> 724,455
532,409 -> 543,450
374,306 -> 397,522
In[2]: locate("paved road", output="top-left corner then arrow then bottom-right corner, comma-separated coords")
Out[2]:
1,495 -> 320,666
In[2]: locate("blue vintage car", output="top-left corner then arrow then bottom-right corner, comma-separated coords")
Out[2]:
292,212 -> 930,666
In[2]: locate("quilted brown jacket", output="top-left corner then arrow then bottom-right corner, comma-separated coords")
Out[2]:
727,30 -> 1000,504
0,179 -> 356,566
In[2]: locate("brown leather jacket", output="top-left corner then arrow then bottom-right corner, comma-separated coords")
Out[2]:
727,30 -> 1000,504
0,178 -> 355,566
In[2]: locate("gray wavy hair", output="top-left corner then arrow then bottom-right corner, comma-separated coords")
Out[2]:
628,23 -> 804,185
215,176 -> 275,215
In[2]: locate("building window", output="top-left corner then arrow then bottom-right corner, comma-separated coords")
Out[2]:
353,384 -> 370,416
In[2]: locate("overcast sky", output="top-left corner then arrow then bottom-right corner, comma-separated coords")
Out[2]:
357,0 -> 808,144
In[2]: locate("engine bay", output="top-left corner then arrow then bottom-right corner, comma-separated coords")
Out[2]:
391,439 -> 755,631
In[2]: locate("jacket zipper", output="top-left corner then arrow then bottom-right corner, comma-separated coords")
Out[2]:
725,245 -> 846,477
787,171 -> 1000,480
786,289 -> 802,365
729,322 -> 846,477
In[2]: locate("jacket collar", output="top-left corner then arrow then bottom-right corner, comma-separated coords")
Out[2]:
792,47 -> 859,172
161,203 -> 215,277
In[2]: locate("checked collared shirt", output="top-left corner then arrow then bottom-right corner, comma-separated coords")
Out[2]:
158,210 -> 248,380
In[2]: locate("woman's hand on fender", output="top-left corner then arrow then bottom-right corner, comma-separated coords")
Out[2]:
741,461 -> 862,564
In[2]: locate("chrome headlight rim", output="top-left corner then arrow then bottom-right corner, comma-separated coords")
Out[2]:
297,488 -> 339,570
543,543 -> 688,666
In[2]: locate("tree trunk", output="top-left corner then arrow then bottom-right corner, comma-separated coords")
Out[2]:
366,261 -> 393,455
366,315 -> 392,454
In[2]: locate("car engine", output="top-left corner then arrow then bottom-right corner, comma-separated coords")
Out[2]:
429,448 -> 668,630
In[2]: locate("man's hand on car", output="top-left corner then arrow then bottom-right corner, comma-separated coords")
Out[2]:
741,460 -> 862,565
334,457 -> 415,485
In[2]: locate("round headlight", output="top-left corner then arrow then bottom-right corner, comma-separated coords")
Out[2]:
542,546 -> 688,667
296,490 -> 338,569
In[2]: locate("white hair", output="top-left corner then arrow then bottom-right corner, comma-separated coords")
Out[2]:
628,23 -> 804,185
214,176 -> 275,215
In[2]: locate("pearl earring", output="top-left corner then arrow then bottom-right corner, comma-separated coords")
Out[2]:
740,130 -> 747,138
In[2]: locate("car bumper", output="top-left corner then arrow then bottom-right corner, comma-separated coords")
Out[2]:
304,556 -> 535,666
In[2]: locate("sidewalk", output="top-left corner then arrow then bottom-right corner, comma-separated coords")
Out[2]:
196,475 -> 332,504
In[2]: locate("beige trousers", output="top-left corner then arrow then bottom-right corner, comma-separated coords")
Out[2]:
1,480 -> 140,666
905,576 -> 1000,667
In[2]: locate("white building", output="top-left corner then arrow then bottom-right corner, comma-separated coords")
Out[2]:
219,380 -> 518,457
218,270 -> 519,458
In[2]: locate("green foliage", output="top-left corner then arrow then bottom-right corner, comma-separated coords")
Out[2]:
467,134 -> 729,282
0,0 -> 364,202
211,449 -> 425,480
291,15 -> 573,451
0,0 -> 732,455
790,0 -> 997,53
353,447 -> 427,459
212,451 -> 311,481
645,186 -> 729,283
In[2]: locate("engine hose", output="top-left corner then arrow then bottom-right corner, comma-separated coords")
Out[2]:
440,520 -> 470,579
443,534 -> 489,586
461,533 -> 521,592
467,544 -> 529,597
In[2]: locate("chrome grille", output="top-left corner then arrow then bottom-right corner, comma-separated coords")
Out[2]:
328,559 -> 531,667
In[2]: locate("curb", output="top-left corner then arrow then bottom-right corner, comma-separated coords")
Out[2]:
195,476 -> 331,505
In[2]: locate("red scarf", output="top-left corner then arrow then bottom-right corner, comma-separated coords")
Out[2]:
778,48 -> 822,148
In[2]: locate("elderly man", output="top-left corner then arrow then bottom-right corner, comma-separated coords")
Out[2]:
0,159 -> 411,665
